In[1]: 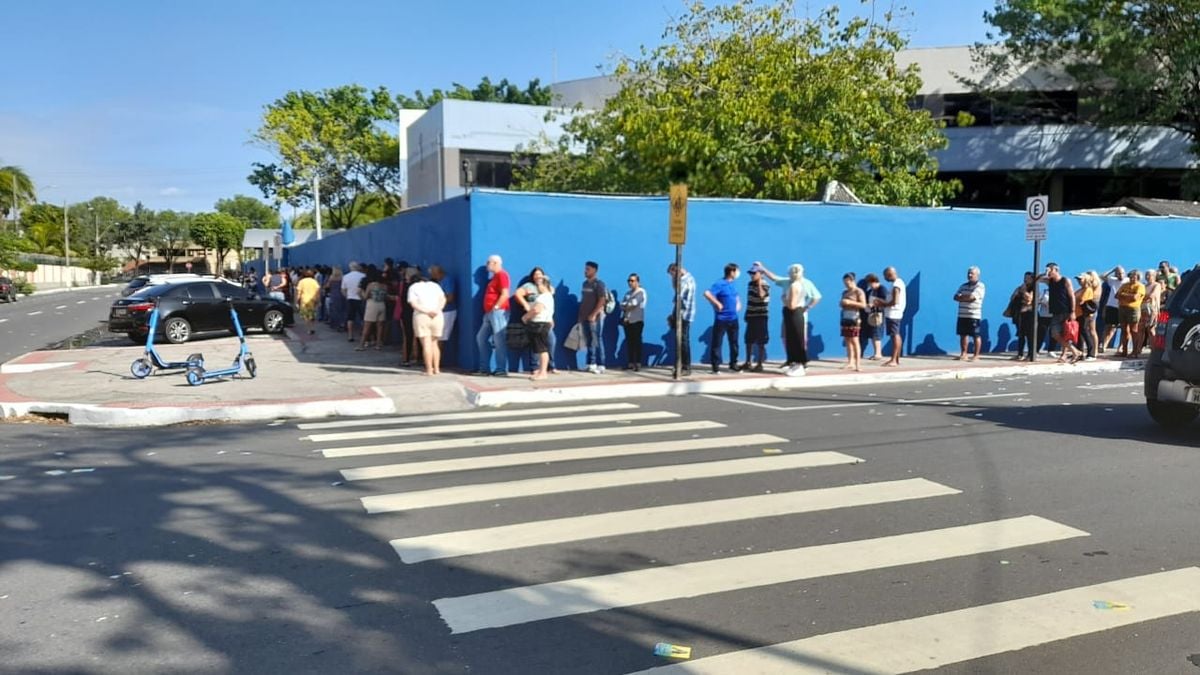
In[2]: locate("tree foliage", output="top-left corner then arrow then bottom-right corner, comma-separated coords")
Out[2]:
976,0 -> 1200,159
250,85 -> 402,228
0,165 -> 35,221
67,197 -> 131,254
215,194 -> 278,229
189,212 -> 246,276
514,0 -> 958,205
397,76 -> 552,109
154,210 -> 192,273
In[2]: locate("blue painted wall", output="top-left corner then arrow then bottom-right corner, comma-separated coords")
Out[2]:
285,197 -> 475,366
468,190 -> 1197,370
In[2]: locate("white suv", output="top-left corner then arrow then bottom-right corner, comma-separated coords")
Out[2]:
121,274 -> 237,297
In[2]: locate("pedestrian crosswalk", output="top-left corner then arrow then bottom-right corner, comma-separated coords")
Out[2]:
297,402 -> 1200,673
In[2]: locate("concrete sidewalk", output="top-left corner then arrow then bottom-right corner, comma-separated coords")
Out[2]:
0,317 -> 1145,426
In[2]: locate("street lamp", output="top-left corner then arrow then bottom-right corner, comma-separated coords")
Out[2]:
87,206 -> 100,285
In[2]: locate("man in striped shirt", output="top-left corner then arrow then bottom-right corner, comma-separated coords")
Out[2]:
953,265 -> 986,361
667,263 -> 696,376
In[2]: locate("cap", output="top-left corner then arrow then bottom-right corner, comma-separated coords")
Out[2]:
749,263 -> 765,274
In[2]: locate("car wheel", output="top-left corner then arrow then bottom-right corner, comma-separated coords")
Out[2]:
1146,399 -> 1199,430
163,317 -> 192,344
127,332 -> 143,344
263,309 -> 285,334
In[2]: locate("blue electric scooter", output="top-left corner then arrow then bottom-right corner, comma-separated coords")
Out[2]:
184,300 -> 257,385
130,301 -> 204,378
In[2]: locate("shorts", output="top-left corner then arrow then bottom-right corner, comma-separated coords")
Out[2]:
1103,306 -> 1120,326
298,303 -> 316,321
1049,312 -> 1071,337
414,312 -> 445,339
840,319 -> 861,338
346,299 -> 364,325
440,309 -> 457,341
363,301 -> 386,323
956,317 -> 981,337
528,321 -> 552,353
885,318 -> 902,337
744,316 -> 769,345
1118,306 -> 1139,325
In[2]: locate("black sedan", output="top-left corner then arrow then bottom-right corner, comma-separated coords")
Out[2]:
109,280 -> 293,344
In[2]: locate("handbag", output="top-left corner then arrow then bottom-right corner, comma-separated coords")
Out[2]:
1064,319 -> 1080,344
867,311 -> 883,327
563,322 -> 584,351
505,321 -> 530,351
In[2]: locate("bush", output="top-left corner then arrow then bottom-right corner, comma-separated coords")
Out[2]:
13,279 -> 36,295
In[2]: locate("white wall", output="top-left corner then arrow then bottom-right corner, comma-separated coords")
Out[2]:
10,264 -> 95,290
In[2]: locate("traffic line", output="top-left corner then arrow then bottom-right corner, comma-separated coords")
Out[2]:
1077,382 -> 1139,390
322,420 -> 726,459
627,567 -> 1200,674
76,300 -> 87,304
344,433 -> 786,482
297,402 -> 639,430
434,515 -> 1088,634
0,318 -> 7,323
305,411 -> 679,443
703,391 -> 1029,412
54,305 -> 67,310
361,451 -> 862,514
392,478 -> 959,563
26,311 -> 42,316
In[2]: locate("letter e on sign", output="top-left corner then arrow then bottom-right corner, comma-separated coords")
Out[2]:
669,184 -> 688,245
1025,195 -> 1048,242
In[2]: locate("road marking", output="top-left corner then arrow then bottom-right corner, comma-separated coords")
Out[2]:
54,305 -> 67,310
1077,382 -> 1140,390
322,420 -> 726,459
343,433 -> 787,481
297,403 -> 639,430
26,311 -> 42,316
392,478 -> 959,563
434,515 -> 1087,634
76,300 -> 87,304
703,391 -> 1029,412
627,567 -> 1200,674
361,451 -> 862,514
0,362 -> 76,374
0,319 -> 7,323
305,411 -> 679,443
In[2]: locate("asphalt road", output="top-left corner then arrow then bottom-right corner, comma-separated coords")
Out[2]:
0,287 -> 120,363
2,369 -> 1199,674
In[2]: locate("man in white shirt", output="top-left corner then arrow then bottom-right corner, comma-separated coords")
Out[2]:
408,274 -> 447,376
342,262 -> 366,344
881,266 -> 906,367
1101,265 -> 1125,353
953,266 -> 986,361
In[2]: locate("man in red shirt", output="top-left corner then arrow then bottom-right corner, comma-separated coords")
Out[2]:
475,254 -> 511,376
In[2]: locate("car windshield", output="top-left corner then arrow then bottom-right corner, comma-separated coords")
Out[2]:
1167,269 -> 1200,316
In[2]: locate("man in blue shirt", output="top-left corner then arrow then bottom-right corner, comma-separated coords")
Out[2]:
703,263 -> 743,374
430,264 -> 456,347
667,263 -> 696,376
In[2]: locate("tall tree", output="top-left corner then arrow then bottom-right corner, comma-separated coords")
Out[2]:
20,203 -> 65,255
0,166 -> 36,223
250,85 -> 403,226
117,201 -> 156,271
154,210 -> 192,273
514,0 -> 958,205
215,194 -> 279,229
397,76 -> 553,108
189,212 -> 246,276
975,0 -> 1200,191
67,197 -> 131,258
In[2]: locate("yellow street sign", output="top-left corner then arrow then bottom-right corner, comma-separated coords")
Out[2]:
668,183 -> 687,245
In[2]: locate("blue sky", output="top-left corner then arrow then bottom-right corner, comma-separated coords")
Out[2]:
2,0 -> 997,213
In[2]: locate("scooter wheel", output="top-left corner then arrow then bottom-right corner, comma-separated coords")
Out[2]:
187,353 -> 204,367
185,367 -> 204,386
245,357 -> 257,379
130,358 -> 153,379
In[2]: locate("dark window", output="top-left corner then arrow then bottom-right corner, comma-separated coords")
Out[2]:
460,151 -> 532,190
186,284 -> 217,299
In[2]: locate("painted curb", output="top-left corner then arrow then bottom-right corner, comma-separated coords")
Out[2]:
0,392 -> 396,427
467,359 -> 1146,407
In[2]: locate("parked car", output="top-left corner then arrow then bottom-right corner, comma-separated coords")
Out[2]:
119,273 -> 239,297
1144,267 -> 1200,429
109,280 -> 293,344
0,276 -> 15,303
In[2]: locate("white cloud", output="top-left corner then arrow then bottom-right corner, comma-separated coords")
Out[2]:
159,186 -> 185,197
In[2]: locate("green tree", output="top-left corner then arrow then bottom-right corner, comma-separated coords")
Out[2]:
215,194 -> 278,229
20,203 -> 65,255
67,197 -> 131,258
397,76 -> 552,108
250,85 -> 403,226
975,2 -> 1200,168
514,0 -> 958,205
0,165 -> 36,223
190,212 -> 246,276
154,210 -> 192,273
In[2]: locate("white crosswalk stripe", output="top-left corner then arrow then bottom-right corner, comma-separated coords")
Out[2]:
628,568 -> 1200,674
296,402 -> 1167,670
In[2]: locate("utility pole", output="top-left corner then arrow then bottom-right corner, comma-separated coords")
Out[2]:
313,175 -> 322,240
63,200 -> 71,281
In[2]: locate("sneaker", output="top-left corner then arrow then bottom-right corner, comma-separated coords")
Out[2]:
751,363 -> 764,373
787,365 -> 807,377
1084,356 -> 1097,362
587,364 -> 600,374
710,368 -> 721,375
596,365 -> 606,374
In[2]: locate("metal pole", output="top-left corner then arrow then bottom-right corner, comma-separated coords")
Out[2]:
1031,239 -> 1041,362
313,175 -> 322,239
63,200 -> 71,284
673,246 -> 683,380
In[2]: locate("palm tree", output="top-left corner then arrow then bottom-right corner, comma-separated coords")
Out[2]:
0,165 -> 37,222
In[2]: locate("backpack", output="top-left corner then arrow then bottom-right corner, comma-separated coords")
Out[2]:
604,289 -> 617,314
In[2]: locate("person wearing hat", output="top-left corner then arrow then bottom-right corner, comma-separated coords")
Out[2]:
742,263 -> 771,372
